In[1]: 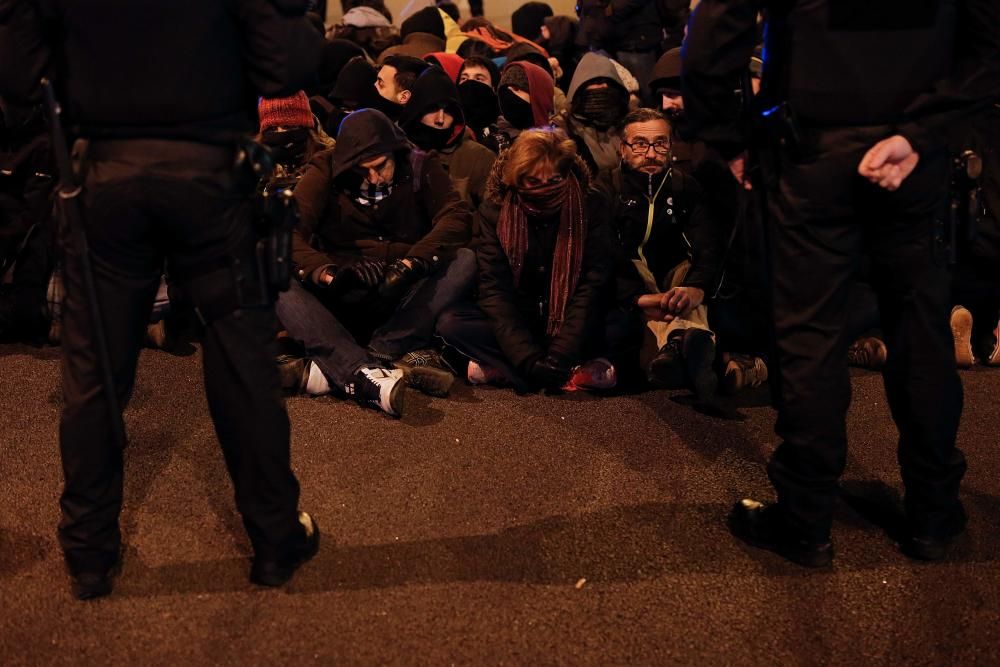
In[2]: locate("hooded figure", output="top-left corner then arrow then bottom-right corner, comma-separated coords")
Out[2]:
423,52 -> 465,82
400,66 -> 498,208
312,39 -> 367,98
330,6 -> 399,60
556,52 -> 629,174
511,2 -> 553,42
540,15 -> 581,90
323,56 -> 382,137
486,61 -> 555,154
378,6 -> 447,63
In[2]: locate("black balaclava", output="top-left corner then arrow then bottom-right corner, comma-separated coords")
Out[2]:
260,127 -> 311,167
572,84 -> 629,131
407,121 -> 455,151
499,88 -> 535,130
458,80 -> 500,132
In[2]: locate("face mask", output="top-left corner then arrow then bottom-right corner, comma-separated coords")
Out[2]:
261,127 -> 311,166
373,94 -> 404,121
458,80 -> 500,132
572,87 -> 628,130
517,178 -> 569,217
407,123 -> 456,151
499,87 -> 535,130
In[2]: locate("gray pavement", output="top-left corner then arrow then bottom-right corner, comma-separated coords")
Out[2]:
1,343 -> 998,665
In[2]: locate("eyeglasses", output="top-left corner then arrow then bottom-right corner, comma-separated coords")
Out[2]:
624,139 -> 670,155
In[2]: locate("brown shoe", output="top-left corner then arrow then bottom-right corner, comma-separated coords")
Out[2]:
721,353 -> 768,394
847,336 -> 887,370
951,306 -> 976,369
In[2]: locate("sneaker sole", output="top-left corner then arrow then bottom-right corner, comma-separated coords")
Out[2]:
951,308 -> 975,368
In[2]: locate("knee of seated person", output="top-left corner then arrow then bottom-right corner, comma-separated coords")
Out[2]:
435,307 -> 463,338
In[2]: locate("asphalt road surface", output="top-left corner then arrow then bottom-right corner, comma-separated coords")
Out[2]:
2,342 -> 998,665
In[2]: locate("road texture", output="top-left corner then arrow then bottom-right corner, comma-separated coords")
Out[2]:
1,342 -> 998,665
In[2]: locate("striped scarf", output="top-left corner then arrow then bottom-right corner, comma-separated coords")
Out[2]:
497,174 -> 586,336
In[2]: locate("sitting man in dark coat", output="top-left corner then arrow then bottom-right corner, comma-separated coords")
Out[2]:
280,109 -> 475,417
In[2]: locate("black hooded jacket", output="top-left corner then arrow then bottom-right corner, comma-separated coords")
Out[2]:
292,109 -> 472,282
400,66 -> 498,209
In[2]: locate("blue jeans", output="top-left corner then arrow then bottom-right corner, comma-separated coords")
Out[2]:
277,249 -> 477,388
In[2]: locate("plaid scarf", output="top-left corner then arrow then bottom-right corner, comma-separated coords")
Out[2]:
354,180 -> 394,207
497,174 -> 586,336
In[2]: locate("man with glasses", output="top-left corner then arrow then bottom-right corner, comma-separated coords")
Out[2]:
596,108 -> 726,400
279,108 -> 474,417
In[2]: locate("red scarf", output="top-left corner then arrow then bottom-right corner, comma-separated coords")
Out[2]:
497,175 -> 586,336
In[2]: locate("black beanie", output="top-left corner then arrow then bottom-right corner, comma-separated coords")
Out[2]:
511,2 -> 553,41
401,6 -> 446,41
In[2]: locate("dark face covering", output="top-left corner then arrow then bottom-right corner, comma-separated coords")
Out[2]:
458,80 -> 500,132
373,94 -> 404,121
408,123 -> 455,151
499,87 -> 535,130
572,86 -> 629,131
260,126 -> 311,166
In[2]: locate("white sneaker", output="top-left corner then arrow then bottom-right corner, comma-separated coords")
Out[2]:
346,366 -> 405,417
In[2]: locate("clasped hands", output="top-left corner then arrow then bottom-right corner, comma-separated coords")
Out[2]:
637,286 -> 705,323
319,256 -> 430,303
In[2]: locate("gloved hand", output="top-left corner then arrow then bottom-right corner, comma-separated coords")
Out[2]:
342,257 -> 386,289
526,354 -> 573,390
378,257 -> 431,303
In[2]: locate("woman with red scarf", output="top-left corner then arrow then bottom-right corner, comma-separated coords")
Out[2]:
436,128 -> 615,392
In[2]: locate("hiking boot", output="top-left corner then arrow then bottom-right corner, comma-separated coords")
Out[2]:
565,357 -> 617,391
722,353 -> 768,394
728,499 -> 833,568
250,511 -> 320,587
647,330 -> 685,388
986,318 -> 1000,367
467,359 -> 506,385
847,336 -> 888,370
682,328 -> 718,402
951,305 -> 976,368
392,348 -> 456,397
346,366 -> 405,417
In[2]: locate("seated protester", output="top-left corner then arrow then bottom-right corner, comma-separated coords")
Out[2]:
456,35 -> 499,59
482,61 -> 555,155
374,55 -> 430,121
511,2 -> 553,43
457,56 -> 502,142
596,109 -> 726,401
281,109 -> 475,416
553,52 -> 629,176
649,47 -> 708,171
437,128 -> 615,394
504,42 -> 568,114
400,66 -> 498,210
377,6 -> 448,64
424,52 -> 465,82
328,4 -> 399,60
310,39 -> 367,99
322,56 -> 384,137
257,91 -> 335,180
540,15 -> 583,91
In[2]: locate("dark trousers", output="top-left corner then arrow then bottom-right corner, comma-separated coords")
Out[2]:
59,139 -> 301,573
765,127 -> 966,542
277,248 -> 477,388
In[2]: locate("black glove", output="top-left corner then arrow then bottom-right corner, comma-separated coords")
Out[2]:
526,354 -> 573,390
342,257 -> 386,289
378,257 -> 431,303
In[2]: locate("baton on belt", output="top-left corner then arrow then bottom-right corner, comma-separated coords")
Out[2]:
41,79 -> 127,450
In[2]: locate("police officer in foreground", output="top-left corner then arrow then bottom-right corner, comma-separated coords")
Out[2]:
0,0 -> 324,598
683,0 -> 1000,566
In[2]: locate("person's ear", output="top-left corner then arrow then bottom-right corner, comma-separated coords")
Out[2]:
398,89 -> 412,105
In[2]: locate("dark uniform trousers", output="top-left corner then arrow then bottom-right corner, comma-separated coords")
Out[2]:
766,126 -> 967,542
58,139 -> 301,573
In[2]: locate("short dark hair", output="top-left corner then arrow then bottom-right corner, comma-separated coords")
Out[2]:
623,108 -> 669,128
382,55 -> 430,93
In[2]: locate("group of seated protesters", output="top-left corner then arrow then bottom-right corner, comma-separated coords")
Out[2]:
2,2 -> 997,419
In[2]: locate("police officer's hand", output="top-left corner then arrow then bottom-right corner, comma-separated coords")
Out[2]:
859,135 -> 920,192
378,257 -> 431,303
